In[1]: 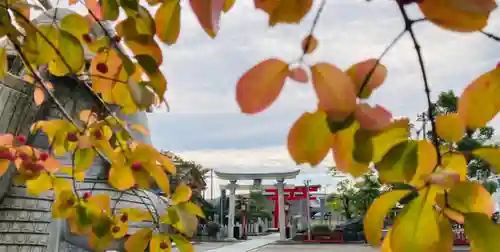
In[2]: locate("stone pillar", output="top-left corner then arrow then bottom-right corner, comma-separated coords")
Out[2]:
277,178 -> 286,240
227,180 -> 238,240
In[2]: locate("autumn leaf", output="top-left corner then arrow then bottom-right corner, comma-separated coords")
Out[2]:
332,122 -> 369,177
457,66 -> 500,129
26,172 -> 53,195
446,181 -> 494,218
354,103 -> 392,130
364,189 -> 412,246
254,0 -> 313,26
435,113 -> 465,142
60,13 -> 91,40
390,187 -> 439,252
155,0 -> 181,45
301,34 -> 317,54
310,63 -> 357,121
287,110 -> 334,166
236,58 -> 289,114
124,228 -> 152,252
85,0 -> 103,20
101,0 -> 120,21
419,0 -> 497,32
426,170 -> 461,189
472,147 -> 500,173
441,153 -> 467,181
346,58 -> 387,98
464,213 -> 500,252
190,0 -> 225,38
288,67 -> 308,83
376,140 -> 418,184
223,0 -> 236,12
34,87 -> 45,105
171,183 -> 192,205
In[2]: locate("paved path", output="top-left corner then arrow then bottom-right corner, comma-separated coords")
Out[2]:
204,233 -> 280,252
254,244 -> 470,252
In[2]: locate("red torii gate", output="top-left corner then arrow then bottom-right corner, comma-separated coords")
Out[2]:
265,185 -> 321,229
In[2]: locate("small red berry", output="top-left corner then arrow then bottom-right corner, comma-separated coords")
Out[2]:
120,213 -> 128,223
131,162 -> 142,171
16,136 -> 26,144
83,192 -> 91,200
19,152 -> 29,161
496,62 -> 500,68
67,132 -> 78,142
39,152 -> 49,161
112,226 -> 121,233
96,63 -> 108,74
82,34 -> 92,43
159,242 -> 168,249
93,130 -> 103,140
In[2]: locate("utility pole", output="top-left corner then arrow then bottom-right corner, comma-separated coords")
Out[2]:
416,112 -> 427,139
210,168 -> 214,201
304,179 -> 312,241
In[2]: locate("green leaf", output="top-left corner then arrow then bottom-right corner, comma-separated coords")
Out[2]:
60,13 -> 90,39
364,189 -> 412,246
464,213 -> 500,252
446,181 -> 494,217
120,0 -> 139,15
376,140 -> 418,184
75,148 -> 95,172
100,0 -> 119,21
155,0 -> 181,45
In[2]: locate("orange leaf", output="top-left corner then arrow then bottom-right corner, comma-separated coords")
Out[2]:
87,194 -> 111,214
254,0 -> 313,26
223,0 -> 236,12
346,58 -> 387,98
301,34 -> 318,54
190,0 -> 225,38
85,0 -> 103,20
125,228 -> 152,252
130,123 -> 150,136
236,58 -> 289,114
354,103 -> 392,130
0,134 -> 14,146
310,63 -> 357,121
288,67 -> 309,83
457,67 -> 500,129
69,0 -> 78,5
419,0 -> 497,32
34,87 -> 45,105
435,113 -> 465,142
0,159 -> 10,177
287,110 -> 334,166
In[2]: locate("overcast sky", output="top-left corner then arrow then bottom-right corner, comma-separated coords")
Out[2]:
47,0 -> 500,197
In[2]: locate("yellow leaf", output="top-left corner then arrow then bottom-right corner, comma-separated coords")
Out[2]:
125,36 -> 163,66
150,234 -> 171,251
189,0 -> 225,38
159,155 -> 176,175
26,172 -> 53,195
435,113 -> 465,142
87,194 -> 111,214
124,228 -> 152,252
170,234 -> 194,252
120,208 -> 153,222
172,205 -> 198,236
109,166 -> 135,191
255,0 -> 313,26
472,147 -> 500,173
441,153 -> 467,181
155,0 -> 181,45
130,123 -> 150,136
310,63 -> 357,121
0,47 -> 6,80
364,189 -> 412,246
381,229 -> 393,252
223,0 -> 235,12
171,183 -> 192,205
428,213 -> 454,252
236,58 -> 289,114
346,58 -> 387,98
101,0 -> 119,21
332,122 -> 369,177
0,159 -> 10,177
60,13 -> 91,40
390,187 -> 439,252
409,140 -> 438,188
446,181 -> 494,218
376,140 -> 418,184
287,110 -> 334,166
180,201 -> 205,218
419,0 -> 497,32
464,213 -> 500,252
150,164 -> 170,195
457,67 -> 500,129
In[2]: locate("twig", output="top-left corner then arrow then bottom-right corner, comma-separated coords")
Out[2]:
299,0 -> 327,62
481,30 -> 500,42
397,2 -> 441,167
357,29 -> 406,96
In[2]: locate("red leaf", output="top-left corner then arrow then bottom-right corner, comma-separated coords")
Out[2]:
288,67 -> 308,83
190,0 -> 225,38
85,0 -> 103,20
236,58 -> 289,114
